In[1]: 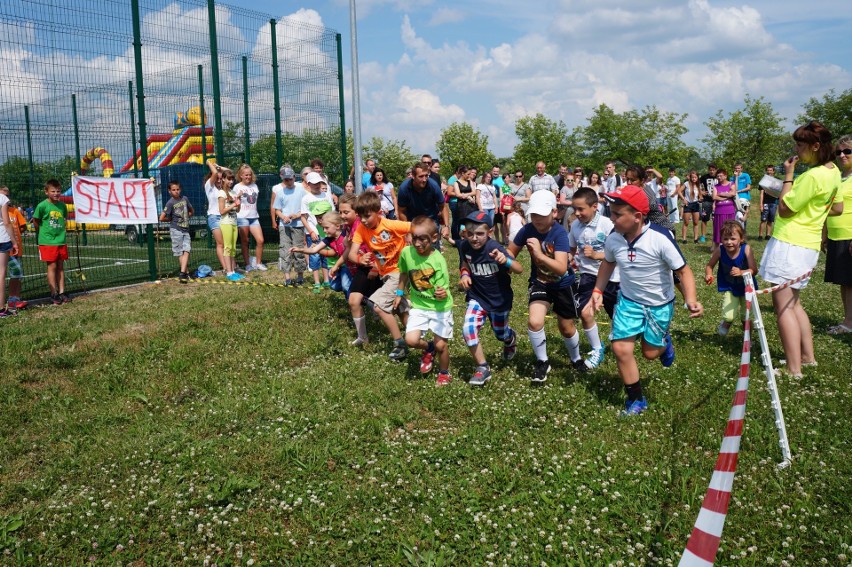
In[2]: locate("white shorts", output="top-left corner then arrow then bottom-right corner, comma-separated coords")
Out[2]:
758,238 -> 818,289
406,308 -> 454,339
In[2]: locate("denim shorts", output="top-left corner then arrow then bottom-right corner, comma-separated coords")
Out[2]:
237,217 -> 260,228
208,214 -> 222,231
0,241 -> 12,253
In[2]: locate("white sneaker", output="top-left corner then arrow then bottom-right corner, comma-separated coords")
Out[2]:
250,257 -> 257,267
255,263 -> 268,271
244,265 -> 255,273
350,337 -> 369,346
717,321 -> 730,336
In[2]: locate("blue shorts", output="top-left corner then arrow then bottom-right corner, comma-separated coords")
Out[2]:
208,214 -> 222,231
0,241 -> 12,253
761,203 -> 777,223
306,235 -> 328,271
237,217 -> 260,228
611,293 -> 674,348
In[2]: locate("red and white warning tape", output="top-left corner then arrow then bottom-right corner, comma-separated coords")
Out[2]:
753,269 -> 813,295
679,283 -> 755,566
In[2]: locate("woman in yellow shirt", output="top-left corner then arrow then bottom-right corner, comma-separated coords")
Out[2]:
758,121 -> 843,377
825,134 -> 852,334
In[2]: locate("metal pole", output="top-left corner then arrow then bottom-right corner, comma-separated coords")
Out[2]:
348,0 -> 363,194
24,105 -> 35,208
335,33 -> 347,188
207,0 -> 224,164
198,65 -> 206,164
270,19 -> 282,169
128,81 -> 139,177
131,0 -> 157,280
242,55 -> 250,164
72,94 -> 87,246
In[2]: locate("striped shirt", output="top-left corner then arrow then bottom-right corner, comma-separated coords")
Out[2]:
528,173 -> 558,195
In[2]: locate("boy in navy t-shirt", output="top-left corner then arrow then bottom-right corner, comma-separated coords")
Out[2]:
458,211 -> 524,386
507,191 -> 587,385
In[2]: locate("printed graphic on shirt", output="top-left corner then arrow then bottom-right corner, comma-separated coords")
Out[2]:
409,267 -> 436,293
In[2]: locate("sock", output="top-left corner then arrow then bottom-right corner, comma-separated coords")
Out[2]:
584,324 -> 602,351
563,331 -> 581,362
395,337 -> 406,347
528,328 -> 548,361
625,381 -> 643,403
353,316 -> 367,340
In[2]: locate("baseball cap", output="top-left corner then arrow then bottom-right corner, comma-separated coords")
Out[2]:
527,190 -> 557,217
604,186 -> 650,215
464,210 -> 493,228
305,171 -> 325,185
312,200 -> 332,217
280,166 -> 295,179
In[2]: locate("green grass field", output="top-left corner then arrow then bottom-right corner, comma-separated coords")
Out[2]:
1,236 -> 850,565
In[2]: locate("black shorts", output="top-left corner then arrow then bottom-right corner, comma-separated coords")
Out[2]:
349,266 -> 382,297
576,273 -> 620,320
684,202 -> 700,214
824,238 -> 852,286
493,212 -> 503,225
528,279 -> 580,319
699,202 -> 713,222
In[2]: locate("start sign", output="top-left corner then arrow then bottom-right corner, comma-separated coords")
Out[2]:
71,176 -> 158,224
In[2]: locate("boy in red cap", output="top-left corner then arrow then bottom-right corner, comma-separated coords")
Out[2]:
591,166 -> 703,415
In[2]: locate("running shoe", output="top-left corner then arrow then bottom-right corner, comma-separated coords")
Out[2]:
502,330 -> 517,361
388,344 -> 409,361
584,346 -> 605,369
435,371 -> 452,387
469,365 -> 492,386
420,348 -> 435,374
572,358 -> 589,373
660,332 -> 675,367
620,397 -> 648,417
531,359 -> 550,385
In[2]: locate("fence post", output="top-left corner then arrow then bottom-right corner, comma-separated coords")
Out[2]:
336,33 -> 347,187
131,0 -> 158,281
207,0 -> 224,165
198,65 -> 206,164
72,94 -> 87,245
242,55 -> 250,165
24,105 -> 35,208
270,19 -> 282,169
128,81 -> 139,177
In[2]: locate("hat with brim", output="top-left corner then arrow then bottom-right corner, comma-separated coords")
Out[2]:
305,171 -> 325,185
464,210 -> 493,228
526,190 -> 557,217
604,185 -> 650,215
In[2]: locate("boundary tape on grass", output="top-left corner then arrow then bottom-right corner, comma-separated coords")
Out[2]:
195,279 -> 291,288
678,280 -> 755,566
753,269 -> 813,295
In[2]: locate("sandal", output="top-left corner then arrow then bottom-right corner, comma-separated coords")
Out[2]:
827,323 -> 852,335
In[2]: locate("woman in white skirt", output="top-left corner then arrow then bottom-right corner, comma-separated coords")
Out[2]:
758,121 -> 844,377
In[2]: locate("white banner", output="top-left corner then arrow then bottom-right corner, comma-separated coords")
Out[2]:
71,176 -> 158,224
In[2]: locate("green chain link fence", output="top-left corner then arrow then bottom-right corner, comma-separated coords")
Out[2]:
0,0 -> 345,298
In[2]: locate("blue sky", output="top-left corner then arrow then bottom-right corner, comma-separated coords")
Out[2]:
224,0 -> 850,159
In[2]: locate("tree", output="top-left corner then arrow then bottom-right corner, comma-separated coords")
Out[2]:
701,94 -> 787,174
580,104 -> 691,170
435,122 -> 496,175
512,113 -> 579,176
797,88 -> 852,141
360,136 -> 417,186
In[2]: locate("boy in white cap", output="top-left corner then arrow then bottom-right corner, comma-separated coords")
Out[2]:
507,190 -> 587,385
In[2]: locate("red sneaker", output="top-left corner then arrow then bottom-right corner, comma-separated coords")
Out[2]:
419,350 -> 434,374
11,299 -> 28,310
435,371 -> 451,387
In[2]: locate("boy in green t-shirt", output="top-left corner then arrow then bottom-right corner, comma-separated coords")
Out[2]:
394,216 -> 454,386
32,179 -> 70,304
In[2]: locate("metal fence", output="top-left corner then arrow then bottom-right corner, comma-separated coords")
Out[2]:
0,0 -> 345,299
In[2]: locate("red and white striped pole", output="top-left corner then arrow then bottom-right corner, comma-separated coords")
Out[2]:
678,287 -> 754,566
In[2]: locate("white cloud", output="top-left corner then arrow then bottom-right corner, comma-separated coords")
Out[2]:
427,8 -> 465,26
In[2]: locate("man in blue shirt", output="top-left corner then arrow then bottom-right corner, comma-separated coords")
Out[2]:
397,162 -> 450,239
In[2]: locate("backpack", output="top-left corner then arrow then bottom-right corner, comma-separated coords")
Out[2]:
500,193 -> 514,213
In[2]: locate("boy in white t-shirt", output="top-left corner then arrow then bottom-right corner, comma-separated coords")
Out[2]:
300,171 -> 336,292
568,188 -> 620,369
592,185 -> 703,416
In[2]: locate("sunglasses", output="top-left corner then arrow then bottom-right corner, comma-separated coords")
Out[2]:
836,148 -> 852,156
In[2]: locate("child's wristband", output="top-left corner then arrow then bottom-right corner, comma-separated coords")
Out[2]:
591,288 -> 603,296
395,289 -> 404,297
505,257 -> 513,268
459,268 -> 471,279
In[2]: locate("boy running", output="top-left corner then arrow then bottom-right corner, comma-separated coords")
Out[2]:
592,185 -> 703,416
507,190 -> 587,385
458,211 -> 523,386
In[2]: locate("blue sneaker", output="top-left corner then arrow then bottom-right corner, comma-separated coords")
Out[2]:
660,332 -> 675,367
620,396 -> 648,416
584,346 -> 605,369
227,273 -> 241,282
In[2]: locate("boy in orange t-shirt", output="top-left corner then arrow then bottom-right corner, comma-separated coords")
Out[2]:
349,191 -> 414,361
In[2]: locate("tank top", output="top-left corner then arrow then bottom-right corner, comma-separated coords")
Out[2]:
717,244 -> 748,296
